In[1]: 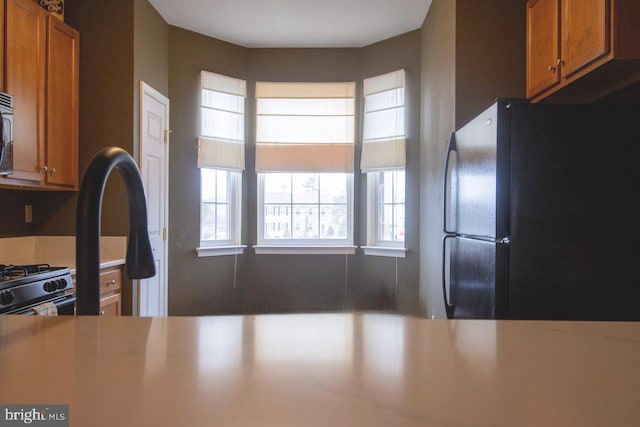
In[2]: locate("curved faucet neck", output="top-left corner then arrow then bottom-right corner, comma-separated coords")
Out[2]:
75,147 -> 155,315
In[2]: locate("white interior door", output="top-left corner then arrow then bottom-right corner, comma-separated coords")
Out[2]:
139,81 -> 169,316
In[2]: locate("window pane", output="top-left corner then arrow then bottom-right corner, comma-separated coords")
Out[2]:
292,205 -> 319,239
364,88 -> 404,112
320,205 -> 347,239
375,170 -> 405,243
264,204 -> 292,239
394,205 -> 405,241
216,204 -> 230,240
261,173 -> 349,242
257,115 -> 354,143
381,204 -> 394,241
201,168 -> 217,203
201,203 -> 216,241
202,89 -> 244,113
216,170 -> 228,203
264,173 -> 292,204
382,171 -> 393,203
292,173 -> 318,203
320,174 -> 347,203
202,107 -> 244,141
257,98 -> 354,115
394,170 -> 405,203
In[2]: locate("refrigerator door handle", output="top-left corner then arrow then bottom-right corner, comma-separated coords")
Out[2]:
442,234 -> 455,319
443,132 -> 457,235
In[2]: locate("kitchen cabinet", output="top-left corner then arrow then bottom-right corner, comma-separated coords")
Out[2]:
0,0 -> 78,189
45,16 -> 79,188
98,266 -> 122,316
72,265 -> 123,316
526,0 -> 640,102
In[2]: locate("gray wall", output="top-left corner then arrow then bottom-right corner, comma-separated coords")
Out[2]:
133,0 -> 169,157
455,0 -> 526,128
168,26 -> 421,315
0,191 -> 35,237
418,0 -> 526,318
359,31 -> 421,315
419,0 -> 456,319
168,28 -> 249,315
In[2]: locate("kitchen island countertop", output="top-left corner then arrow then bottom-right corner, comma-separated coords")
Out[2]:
1,313 -> 639,426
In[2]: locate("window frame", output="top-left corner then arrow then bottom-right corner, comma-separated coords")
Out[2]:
363,171 -> 406,257
255,172 -> 356,255
197,169 -> 245,257
196,71 -> 246,257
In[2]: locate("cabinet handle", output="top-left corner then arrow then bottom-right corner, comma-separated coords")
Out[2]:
547,65 -> 556,73
48,168 -> 56,176
41,166 -> 48,174
106,279 -> 116,286
100,310 -> 105,316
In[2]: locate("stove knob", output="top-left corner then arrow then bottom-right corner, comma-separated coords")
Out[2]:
43,281 -> 56,292
57,278 -> 68,290
0,290 -> 15,306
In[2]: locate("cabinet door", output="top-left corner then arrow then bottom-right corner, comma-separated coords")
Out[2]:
526,0 -> 561,98
100,293 -> 121,316
46,16 -> 79,188
5,0 -> 47,183
561,0 -> 609,77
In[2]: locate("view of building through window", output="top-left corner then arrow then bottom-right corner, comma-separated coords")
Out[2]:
201,168 -> 233,241
378,170 -> 405,242
263,173 -> 348,240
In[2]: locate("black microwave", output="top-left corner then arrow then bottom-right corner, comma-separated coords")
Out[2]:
0,91 -> 14,175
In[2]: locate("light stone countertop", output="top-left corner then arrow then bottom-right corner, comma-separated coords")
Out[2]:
1,313 -> 639,426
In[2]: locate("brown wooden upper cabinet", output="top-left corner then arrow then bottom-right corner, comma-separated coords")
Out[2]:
527,0 -> 640,102
1,0 -> 79,190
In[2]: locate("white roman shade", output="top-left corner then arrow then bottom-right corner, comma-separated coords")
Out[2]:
361,69 -> 406,172
255,82 -> 355,173
198,71 -> 246,171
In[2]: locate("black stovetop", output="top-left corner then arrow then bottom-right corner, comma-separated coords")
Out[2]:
0,264 -> 70,289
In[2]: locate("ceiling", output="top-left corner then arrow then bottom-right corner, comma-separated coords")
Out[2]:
148,0 -> 433,48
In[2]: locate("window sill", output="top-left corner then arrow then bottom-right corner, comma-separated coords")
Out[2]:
196,245 -> 246,257
254,245 -> 357,255
361,246 -> 407,258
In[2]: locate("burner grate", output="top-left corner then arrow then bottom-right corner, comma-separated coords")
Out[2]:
0,264 -> 52,281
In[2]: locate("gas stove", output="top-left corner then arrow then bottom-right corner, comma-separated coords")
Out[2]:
0,264 -> 75,315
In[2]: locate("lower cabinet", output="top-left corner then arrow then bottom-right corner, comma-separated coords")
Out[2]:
98,266 -> 122,316
99,293 -> 121,316
72,264 -> 123,316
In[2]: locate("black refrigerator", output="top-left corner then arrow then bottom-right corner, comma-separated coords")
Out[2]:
442,99 -> 640,320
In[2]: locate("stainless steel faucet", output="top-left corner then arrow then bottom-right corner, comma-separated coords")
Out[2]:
75,147 -> 155,315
